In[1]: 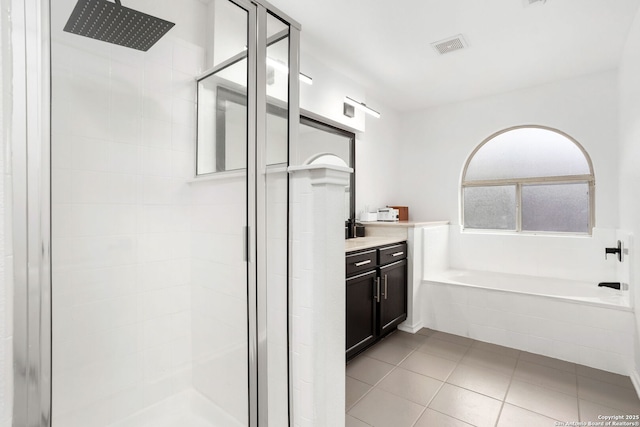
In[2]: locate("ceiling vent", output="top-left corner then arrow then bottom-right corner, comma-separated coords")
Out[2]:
431,34 -> 468,55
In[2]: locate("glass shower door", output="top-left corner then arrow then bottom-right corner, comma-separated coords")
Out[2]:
47,0 -> 298,425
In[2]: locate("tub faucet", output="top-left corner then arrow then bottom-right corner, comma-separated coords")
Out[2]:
605,240 -> 623,262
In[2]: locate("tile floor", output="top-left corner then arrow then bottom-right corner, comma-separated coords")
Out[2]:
346,329 -> 640,427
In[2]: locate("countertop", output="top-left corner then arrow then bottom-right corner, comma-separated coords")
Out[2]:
345,236 -> 407,253
359,220 -> 449,228
345,220 -> 449,252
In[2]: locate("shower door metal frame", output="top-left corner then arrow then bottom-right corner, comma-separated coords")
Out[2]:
12,0 -> 300,425
10,0 -> 53,425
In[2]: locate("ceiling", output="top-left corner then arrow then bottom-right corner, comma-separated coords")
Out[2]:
267,0 -> 640,112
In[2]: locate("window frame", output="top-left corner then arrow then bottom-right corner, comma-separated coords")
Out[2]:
461,125 -> 595,235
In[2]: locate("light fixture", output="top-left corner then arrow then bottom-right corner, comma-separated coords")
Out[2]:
299,72 -> 313,85
343,96 -> 381,119
265,57 -> 313,85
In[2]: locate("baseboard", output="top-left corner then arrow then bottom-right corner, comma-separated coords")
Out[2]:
631,368 -> 640,399
398,320 -> 424,334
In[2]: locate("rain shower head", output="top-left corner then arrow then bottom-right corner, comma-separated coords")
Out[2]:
63,0 -> 175,52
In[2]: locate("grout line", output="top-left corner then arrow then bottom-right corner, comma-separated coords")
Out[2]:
492,347 -> 521,427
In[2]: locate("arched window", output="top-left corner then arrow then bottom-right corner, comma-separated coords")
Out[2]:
461,126 -> 595,234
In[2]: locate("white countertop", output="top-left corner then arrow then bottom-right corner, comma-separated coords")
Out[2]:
345,236 -> 406,253
345,220 -> 449,252
360,220 -> 449,228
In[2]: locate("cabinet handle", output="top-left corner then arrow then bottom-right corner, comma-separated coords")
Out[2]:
375,277 -> 380,302
354,260 -> 371,267
384,274 -> 388,300
391,251 -> 404,257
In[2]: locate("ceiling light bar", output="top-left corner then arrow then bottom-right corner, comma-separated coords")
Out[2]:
299,72 -> 313,85
266,57 -> 312,85
343,96 -> 381,119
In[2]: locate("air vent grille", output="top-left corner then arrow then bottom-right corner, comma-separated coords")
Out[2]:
432,35 -> 467,55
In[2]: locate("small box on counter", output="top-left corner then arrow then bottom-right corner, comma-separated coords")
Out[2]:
359,211 -> 378,222
388,206 -> 408,221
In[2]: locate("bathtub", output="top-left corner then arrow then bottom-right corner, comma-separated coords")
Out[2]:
427,269 -> 631,310
421,269 -> 635,375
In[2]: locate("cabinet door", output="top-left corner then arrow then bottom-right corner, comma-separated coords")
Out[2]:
346,270 -> 378,360
379,259 -> 407,337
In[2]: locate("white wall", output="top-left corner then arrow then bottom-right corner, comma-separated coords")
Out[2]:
397,70 -> 620,226
618,5 -> 640,383
354,97 -> 403,217
394,71 -> 622,279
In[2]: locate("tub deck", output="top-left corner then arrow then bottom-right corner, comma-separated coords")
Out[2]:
425,269 -> 631,311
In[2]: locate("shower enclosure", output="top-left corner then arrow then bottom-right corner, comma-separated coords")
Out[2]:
11,0 -> 299,425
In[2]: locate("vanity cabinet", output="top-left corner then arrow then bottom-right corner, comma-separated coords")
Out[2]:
346,242 -> 407,360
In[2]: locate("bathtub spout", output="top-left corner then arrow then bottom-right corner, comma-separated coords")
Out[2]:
598,282 -> 621,290
605,240 -> 623,262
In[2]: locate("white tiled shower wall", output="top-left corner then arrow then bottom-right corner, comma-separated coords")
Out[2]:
50,0 -> 208,424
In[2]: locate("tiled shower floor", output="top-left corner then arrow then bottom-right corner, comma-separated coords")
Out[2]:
346,329 -> 640,427
109,389 -> 244,427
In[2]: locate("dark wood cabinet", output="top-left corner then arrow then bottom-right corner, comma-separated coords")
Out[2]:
379,259 -> 408,336
346,270 -> 378,358
346,242 -> 408,361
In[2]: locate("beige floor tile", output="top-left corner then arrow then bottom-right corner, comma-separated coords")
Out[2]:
472,340 -> 521,358
362,339 -> 414,365
399,351 -> 457,381
417,337 -> 470,362
430,331 -> 474,347
579,398 -> 634,423
377,367 -> 443,406
348,388 -> 425,427
346,376 -> 372,410
380,330 -> 427,349
346,356 -> 395,386
346,414 -> 371,427
414,409 -> 473,427
577,365 -> 635,390
514,359 -> 578,396
461,347 -> 518,376
428,383 -> 502,427
506,379 -> 579,421
446,363 -> 511,400
416,328 -> 435,337
497,403 -> 560,427
519,351 -> 576,373
577,375 -> 640,414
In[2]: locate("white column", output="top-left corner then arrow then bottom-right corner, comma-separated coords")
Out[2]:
289,164 -> 352,427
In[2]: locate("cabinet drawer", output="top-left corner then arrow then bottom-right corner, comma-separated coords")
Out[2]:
346,249 -> 377,276
379,242 -> 407,265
